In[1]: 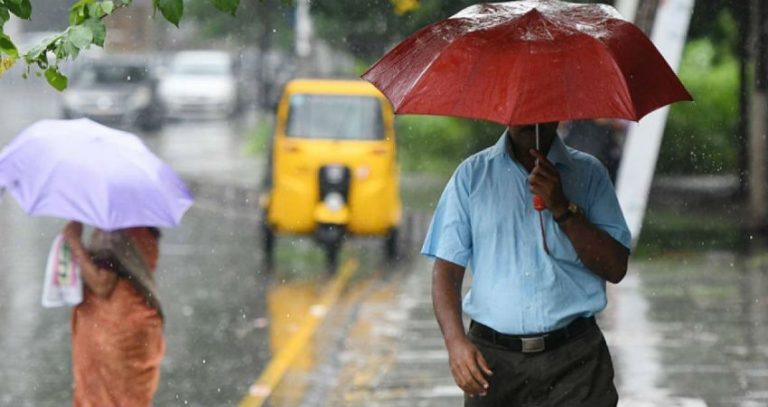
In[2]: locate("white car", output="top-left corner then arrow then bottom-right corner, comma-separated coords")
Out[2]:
158,51 -> 242,119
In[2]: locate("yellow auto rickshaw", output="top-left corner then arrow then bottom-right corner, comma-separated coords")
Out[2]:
261,79 -> 402,267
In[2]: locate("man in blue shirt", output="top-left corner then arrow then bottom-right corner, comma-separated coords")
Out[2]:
422,122 -> 631,406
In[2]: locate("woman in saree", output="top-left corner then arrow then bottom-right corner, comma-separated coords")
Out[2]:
62,221 -> 165,407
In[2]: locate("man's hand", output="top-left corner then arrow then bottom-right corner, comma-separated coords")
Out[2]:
528,149 -> 568,216
446,336 -> 493,397
526,152 -> 630,283
432,258 -> 493,397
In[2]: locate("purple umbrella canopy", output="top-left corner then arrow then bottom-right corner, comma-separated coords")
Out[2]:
0,118 -> 194,230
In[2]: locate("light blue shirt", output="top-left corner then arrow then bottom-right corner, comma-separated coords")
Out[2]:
422,132 -> 631,335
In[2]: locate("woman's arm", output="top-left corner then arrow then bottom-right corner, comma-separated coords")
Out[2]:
62,221 -> 118,298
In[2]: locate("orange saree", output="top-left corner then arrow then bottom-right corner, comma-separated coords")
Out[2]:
71,228 -> 165,407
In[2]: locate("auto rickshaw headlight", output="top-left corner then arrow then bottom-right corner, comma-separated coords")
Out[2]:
324,192 -> 345,212
325,165 -> 346,184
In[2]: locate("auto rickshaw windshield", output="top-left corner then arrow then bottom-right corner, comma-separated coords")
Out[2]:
285,94 -> 384,140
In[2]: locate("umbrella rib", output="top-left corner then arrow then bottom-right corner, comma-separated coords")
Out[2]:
395,22 -> 466,109
592,35 -> 638,120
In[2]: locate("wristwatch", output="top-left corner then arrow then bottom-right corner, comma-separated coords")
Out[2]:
554,201 -> 579,223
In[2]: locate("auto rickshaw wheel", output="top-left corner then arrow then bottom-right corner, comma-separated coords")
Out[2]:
385,228 -> 399,261
261,222 -> 275,267
325,244 -> 340,273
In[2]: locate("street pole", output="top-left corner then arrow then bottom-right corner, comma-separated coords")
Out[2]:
256,0 -> 274,113
748,0 -> 768,231
634,0 -> 660,34
614,0 -> 639,22
615,0 -> 695,246
294,0 -> 313,77
737,3 -> 751,199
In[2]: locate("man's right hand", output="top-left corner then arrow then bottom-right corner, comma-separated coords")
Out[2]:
446,336 -> 493,397
432,258 -> 493,397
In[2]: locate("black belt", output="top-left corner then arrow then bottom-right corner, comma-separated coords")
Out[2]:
469,317 -> 596,353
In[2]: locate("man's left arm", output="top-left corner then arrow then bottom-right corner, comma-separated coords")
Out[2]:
529,149 -> 629,284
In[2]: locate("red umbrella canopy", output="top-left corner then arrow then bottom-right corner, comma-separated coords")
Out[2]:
363,0 -> 693,126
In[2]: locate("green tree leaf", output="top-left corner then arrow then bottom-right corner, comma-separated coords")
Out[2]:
44,67 -> 68,91
209,0 -> 239,16
66,25 -> 93,49
6,0 -> 31,19
155,0 -> 183,27
84,18 -> 106,47
0,32 -> 19,58
24,33 -> 60,62
0,55 -> 17,77
101,1 -> 115,15
69,0 -> 91,25
0,6 -> 11,25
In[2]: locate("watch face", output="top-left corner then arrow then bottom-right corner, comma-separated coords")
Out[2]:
568,202 -> 579,214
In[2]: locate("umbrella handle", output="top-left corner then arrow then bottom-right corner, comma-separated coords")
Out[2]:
532,124 -> 546,212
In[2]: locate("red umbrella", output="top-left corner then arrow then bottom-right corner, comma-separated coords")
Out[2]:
362,0 -> 692,126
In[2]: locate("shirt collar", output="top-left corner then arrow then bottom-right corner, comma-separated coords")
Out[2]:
489,129 -> 573,168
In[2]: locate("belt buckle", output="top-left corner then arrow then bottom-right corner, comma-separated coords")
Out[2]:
521,336 -> 546,353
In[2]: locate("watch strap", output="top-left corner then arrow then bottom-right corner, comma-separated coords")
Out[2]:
555,202 -> 578,223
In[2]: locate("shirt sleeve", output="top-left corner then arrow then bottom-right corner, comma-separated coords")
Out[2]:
584,162 -> 632,250
421,163 -> 473,267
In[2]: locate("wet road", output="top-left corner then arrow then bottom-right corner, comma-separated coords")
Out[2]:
612,254 -> 768,406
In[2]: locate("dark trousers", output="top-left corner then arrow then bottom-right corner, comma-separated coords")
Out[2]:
465,321 -> 618,407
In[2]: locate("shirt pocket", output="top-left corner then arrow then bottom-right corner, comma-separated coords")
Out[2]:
545,222 -> 580,264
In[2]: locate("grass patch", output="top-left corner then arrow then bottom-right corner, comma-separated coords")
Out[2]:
634,205 -> 744,258
243,118 -> 274,156
399,151 -> 463,175
400,172 -> 451,213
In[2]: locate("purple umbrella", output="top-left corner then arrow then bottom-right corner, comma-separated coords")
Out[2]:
0,118 -> 194,230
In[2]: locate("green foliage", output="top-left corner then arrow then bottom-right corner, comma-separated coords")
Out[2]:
313,0 -> 480,61
635,205 -> 743,258
660,37 -> 739,174
0,32 -> 18,58
0,6 -> 9,25
244,119 -> 274,155
396,115 -> 502,173
0,0 -> 241,88
1,0 -> 126,87
185,0 -> 293,48
4,0 -> 31,20
209,0 -> 240,16
155,0 -> 183,27
69,0 -> 116,24
44,67 -> 67,90
84,18 -> 107,47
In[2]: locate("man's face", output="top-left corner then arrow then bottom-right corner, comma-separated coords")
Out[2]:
508,122 -> 559,142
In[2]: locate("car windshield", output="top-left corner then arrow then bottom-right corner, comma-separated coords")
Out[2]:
72,64 -> 148,87
285,94 -> 384,140
170,61 -> 231,76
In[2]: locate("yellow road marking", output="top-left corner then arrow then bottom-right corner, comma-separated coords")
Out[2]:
238,258 -> 360,407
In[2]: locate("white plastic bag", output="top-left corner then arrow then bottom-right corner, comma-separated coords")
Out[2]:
41,233 -> 83,308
